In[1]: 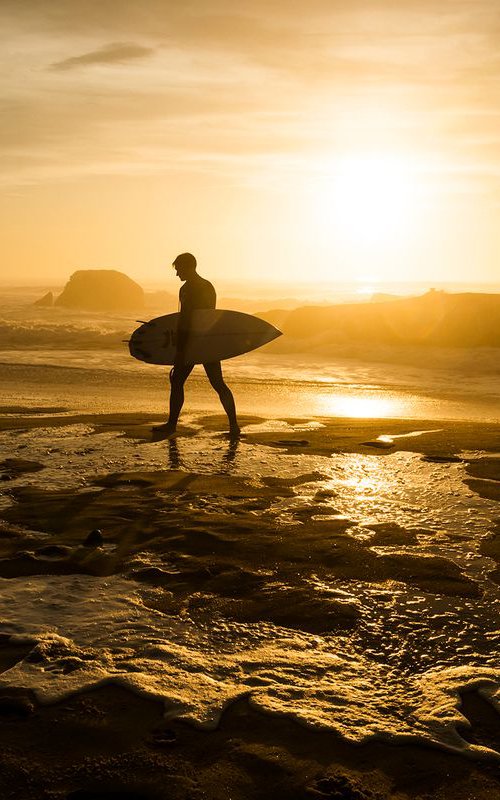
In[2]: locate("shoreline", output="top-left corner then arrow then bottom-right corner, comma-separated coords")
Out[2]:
2,357 -> 499,423
1,406 -> 499,458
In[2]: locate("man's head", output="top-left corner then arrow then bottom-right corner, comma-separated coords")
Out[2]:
173,252 -> 197,281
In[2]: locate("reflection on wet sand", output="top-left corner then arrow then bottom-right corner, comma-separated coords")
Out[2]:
319,393 -> 404,419
153,430 -> 241,472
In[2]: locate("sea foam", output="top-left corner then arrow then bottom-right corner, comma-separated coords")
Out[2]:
0,573 -> 498,758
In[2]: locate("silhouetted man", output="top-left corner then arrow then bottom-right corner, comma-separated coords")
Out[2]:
154,253 -> 240,438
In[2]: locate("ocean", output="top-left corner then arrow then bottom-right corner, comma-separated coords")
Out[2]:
1,286 -> 499,423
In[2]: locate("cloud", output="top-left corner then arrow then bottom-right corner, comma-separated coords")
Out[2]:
2,0 -> 500,191
49,41 -> 154,71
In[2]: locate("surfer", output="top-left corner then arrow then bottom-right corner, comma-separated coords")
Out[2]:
154,253 -> 240,438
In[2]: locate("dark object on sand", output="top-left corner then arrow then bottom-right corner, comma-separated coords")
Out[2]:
0,694 -> 35,717
66,792 -> 150,800
33,291 -> 54,307
362,439 -> 395,449
422,454 -> 463,463
150,727 -> 177,747
37,544 -> 72,558
84,529 -> 104,547
0,458 -> 45,475
56,270 -> 144,311
306,773 -> 377,799
277,439 -> 309,447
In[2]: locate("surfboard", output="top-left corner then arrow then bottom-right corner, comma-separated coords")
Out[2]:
129,309 -> 282,365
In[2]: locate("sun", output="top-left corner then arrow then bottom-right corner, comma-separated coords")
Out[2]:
310,152 -> 421,260
331,153 -> 417,245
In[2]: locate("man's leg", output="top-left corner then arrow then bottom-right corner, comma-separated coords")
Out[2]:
153,364 -> 193,433
204,362 -> 240,436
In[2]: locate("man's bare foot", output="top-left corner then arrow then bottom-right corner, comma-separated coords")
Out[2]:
152,422 -> 177,438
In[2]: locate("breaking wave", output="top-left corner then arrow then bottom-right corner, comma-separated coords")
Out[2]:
0,318 -> 129,350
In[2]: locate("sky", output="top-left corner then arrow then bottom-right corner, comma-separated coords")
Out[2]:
2,0 -> 500,288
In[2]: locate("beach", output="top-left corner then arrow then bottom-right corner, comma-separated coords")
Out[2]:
0,289 -> 498,798
0,392 -> 499,798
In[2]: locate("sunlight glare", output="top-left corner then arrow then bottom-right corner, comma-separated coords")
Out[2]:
316,153 -> 420,250
336,154 -> 415,243
356,284 -> 376,296
319,394 -> 402,419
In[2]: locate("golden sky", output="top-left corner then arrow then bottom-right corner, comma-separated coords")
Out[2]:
2,0 -> 500,286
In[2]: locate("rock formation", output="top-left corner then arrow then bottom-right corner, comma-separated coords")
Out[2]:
55,270 -> 144,311
33,291 -> 54,307
262,291 -> 500,348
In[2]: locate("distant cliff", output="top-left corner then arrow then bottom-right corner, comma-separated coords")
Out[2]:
55,270 -> 144,311
261,291 -> 500,349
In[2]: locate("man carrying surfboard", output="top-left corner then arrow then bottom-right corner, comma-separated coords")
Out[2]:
153,253 -> 240,438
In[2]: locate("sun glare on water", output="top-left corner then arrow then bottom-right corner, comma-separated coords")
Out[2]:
319,394 -> 403,419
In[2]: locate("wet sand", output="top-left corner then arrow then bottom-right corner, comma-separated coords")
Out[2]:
0,408 -> 499,799
0,683 -> 499,800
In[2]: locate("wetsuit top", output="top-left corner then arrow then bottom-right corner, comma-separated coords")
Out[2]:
177,274 -> 216,351
179,274 -> 216,315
